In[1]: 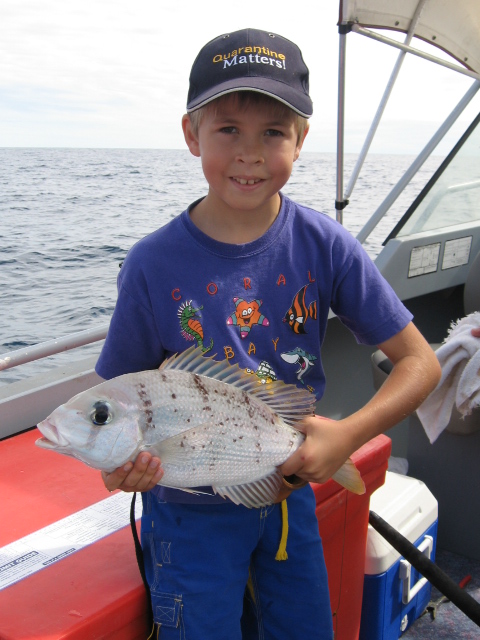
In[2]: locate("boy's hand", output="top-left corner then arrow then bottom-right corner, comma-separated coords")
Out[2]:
280,323 -> 443,487
101,453 -> 164,493
279,416 -> 353,486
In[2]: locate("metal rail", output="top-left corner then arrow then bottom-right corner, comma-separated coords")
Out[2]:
0,325 -> 109,371
335,28 -> 348,225
356,80 -> 480,245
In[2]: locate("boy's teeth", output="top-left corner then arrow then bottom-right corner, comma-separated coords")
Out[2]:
235,178 -> 259,185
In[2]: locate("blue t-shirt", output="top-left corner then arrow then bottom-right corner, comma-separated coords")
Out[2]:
96,194 -> 412,503
97,193 -> 411,398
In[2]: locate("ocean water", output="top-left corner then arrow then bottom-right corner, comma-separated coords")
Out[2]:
0,148 -> 443,386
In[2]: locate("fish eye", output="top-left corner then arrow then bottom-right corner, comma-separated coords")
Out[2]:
90,401 -> 113,426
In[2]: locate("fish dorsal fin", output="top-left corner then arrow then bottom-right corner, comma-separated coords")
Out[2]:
213,471 -> 285,508
160,346 -> 315,426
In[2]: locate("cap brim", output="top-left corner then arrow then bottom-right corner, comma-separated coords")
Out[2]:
187,76 -> 313,118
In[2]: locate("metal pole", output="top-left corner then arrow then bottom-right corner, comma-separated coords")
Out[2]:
336,27 -> 349,225
345,0 -> 429,200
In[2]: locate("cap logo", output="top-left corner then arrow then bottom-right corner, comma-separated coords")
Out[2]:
213,46 -> 286,70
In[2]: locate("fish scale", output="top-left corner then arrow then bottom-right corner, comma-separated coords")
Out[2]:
36,346 -> 365,508
129,366 -> 305,489
153,409 -> 303,489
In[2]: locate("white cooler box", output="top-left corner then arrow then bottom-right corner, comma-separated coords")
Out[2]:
359,471 -> 438,639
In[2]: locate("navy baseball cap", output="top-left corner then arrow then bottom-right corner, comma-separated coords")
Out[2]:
186,28 -> 313,117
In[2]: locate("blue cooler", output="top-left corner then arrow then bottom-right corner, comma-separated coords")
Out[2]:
359,471 -> 438,639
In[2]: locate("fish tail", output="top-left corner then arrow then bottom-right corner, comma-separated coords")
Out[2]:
308,301 -> 317,320
202,338 -> 214,354
331,459 -> 365,495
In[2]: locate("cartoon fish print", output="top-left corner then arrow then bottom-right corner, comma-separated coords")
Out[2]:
245,360 -> 278,385
178,300 -> 213,353
227,298 -> 270,339
283,284 -> 317,334
281,347 -> 317,384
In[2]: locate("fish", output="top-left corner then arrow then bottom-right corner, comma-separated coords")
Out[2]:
281,347 -> 317,384
36,346 -> 365,508
283,284 -> 317,334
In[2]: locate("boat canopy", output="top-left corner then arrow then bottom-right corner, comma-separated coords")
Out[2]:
339,0 -> 480,74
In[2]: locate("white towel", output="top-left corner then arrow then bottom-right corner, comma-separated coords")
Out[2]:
417,312 -> 480,443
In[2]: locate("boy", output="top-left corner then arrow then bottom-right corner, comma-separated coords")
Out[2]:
97,28 -> 440,639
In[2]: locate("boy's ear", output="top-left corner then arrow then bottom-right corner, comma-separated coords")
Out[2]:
182,114 -> 201,157
294,124 -> 309,162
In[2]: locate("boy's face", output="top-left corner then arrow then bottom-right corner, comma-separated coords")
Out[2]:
183,96 -> 307,221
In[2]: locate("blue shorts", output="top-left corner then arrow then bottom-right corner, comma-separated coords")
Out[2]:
141,486 -> 333,639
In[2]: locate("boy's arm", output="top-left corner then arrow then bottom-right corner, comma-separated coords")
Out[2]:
280,321 -> 441,485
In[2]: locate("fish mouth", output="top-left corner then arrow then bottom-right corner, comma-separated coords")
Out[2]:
297,357 -> 307,372
35,436 -> 59,450
281,353 -> 300,365
36,418 -> 70,448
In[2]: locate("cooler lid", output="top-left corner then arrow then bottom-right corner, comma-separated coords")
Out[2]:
365,471 -> 438,574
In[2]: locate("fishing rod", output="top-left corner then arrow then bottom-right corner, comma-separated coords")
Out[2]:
369,510 -> 480,626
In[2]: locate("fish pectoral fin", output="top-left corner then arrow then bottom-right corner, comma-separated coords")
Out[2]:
153,423 -> 216,464
213,471 -> 284,509
331,459 -> 366,495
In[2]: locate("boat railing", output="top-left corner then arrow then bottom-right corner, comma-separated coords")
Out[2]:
0,325 -> 109,372
355,81 -> 480,245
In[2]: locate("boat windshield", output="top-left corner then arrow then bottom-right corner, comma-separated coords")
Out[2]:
393,113 -> 480,237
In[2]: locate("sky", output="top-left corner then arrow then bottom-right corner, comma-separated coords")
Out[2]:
1,0 -> 479,154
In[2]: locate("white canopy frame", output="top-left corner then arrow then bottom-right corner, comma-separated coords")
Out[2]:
335,0 -> 480,235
